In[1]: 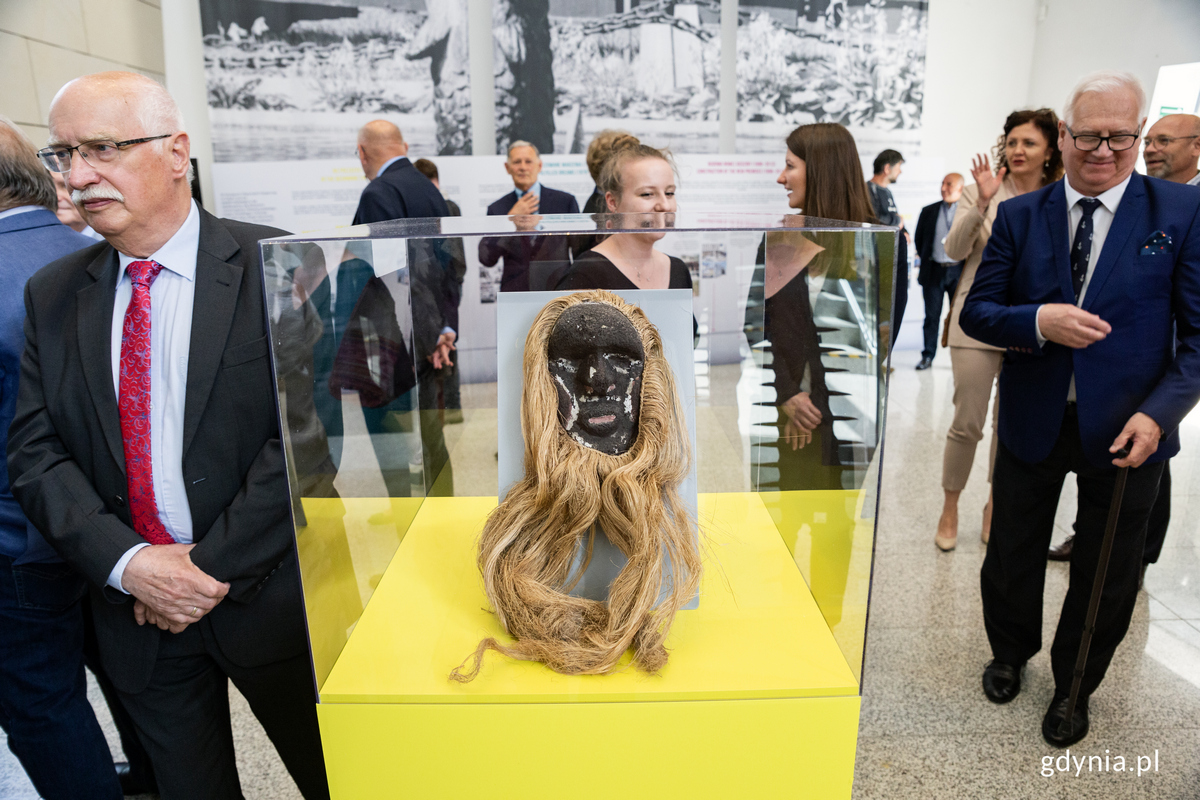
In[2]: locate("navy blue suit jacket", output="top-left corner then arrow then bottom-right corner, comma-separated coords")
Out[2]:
479,185 -> 580,292
0,210 -> 96,562
914,200 -> 962,286
352,157 -> 449,225
352,157 -> 461,343
960,173 -> 1200,467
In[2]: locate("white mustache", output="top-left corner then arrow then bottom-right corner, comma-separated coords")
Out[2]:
71,185 -> 125,204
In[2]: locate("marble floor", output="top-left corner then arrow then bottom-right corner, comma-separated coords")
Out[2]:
4,306 -> 1199,798
855,346 -> 1200,799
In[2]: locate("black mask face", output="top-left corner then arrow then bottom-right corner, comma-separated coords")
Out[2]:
546,303 -> 645,455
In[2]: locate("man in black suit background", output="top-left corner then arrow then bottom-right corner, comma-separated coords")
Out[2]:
6,72 -> 328,799
479,140 -> 580,291
352,121 -> 459,493
914,172 -> 965,369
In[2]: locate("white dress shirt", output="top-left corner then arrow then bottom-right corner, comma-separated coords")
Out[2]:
1187,172 -> 1200,186
106,201 -> 200,592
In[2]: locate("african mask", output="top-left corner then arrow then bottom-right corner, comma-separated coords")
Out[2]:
451,290 -> 700,681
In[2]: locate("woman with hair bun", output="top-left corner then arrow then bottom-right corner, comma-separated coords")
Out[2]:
934,108 -> 1064,551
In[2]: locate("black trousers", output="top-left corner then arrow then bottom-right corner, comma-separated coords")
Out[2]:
1143,461 -> 1171,564
920,264 -> 961,360
982,406 -> 1163,698
116,618 -> 329,800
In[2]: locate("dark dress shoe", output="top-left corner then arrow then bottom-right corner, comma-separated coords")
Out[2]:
982,659 -> 1023,703
1048,535 -> 1074,561
915,356 -> 933,370
1042,693 -> 1089,748
115,761 -> 159,796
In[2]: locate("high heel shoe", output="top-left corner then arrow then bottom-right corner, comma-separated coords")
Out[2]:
935,510 -> 957,551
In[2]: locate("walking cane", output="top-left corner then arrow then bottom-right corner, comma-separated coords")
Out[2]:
1058,444 -> 1132,737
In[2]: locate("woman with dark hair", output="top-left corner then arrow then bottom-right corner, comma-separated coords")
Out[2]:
934,108 -> 1064,551
753,122 -> 903,489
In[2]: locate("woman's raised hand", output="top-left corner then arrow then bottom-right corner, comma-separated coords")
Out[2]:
971,153 -> 1006,211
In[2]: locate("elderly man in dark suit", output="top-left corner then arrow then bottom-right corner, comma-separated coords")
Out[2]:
351,121 -> 459,494
7,72 -> 328,799
479,140 -> 580,291
914,172 -> 964,370
0,118 -> 129,800
961,71 -> 1200,747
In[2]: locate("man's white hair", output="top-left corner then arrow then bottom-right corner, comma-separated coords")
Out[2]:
1063,71 -> 1147,126
507,140 -> 540,159
52,72 -> 193,183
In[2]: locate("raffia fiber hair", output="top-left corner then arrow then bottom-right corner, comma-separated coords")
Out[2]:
451,290 -> 700,681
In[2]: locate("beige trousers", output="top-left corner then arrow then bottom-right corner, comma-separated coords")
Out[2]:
942,347 -> 1003,492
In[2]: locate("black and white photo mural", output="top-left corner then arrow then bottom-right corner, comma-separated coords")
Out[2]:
199,0 -> 472,162
496,0 -> 723,155
736,0 -> 929,154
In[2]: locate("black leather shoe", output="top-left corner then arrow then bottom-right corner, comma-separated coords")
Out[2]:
1042,693 -> 1089,748
915,356 -> 933,370
116,761 -> 158,796
982,659 -> 1022,704
1048,535 -> 1074,561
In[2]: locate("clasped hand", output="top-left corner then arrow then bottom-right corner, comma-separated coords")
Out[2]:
781,392 -> 823,451
123,544 -> 230,634
429,330 -> 456,370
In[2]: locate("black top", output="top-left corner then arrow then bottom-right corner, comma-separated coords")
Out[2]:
555,249 -> 693,291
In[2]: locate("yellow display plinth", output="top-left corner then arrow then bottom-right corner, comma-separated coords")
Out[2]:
313,493 -> 862,798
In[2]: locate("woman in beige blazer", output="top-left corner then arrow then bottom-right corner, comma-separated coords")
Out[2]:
935,108 -> 1064,551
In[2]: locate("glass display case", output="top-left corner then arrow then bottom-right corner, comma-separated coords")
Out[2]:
260,212 -> 896,799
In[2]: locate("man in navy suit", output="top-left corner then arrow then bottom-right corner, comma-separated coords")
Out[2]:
479,140 -> 580,291
914,172 -> 965,369
0,118 -> 127,800
352,121 -> 458,493
961,72 -> 1200,747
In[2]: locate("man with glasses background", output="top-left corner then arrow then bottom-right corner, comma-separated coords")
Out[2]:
1144,113 -> 1200,186
960,71 -> 1200,748
7,71 -> 329,799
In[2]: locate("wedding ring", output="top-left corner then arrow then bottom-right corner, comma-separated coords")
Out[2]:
190,606 -> 199,617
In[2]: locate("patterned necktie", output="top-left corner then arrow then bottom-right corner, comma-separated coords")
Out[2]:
1071,197 -> 1102,301
119,260 -> 173,545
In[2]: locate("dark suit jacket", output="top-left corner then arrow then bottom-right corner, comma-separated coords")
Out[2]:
914,200 -> 963,286
0,210 -> 96,564
961,173 -> 1200,467
352,157 -> 449,225
478,185 -> 580,291
353,159 -> 461,354
6,210 -> 306,693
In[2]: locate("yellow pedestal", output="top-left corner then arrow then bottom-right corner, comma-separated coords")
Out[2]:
310,493 -> 862,798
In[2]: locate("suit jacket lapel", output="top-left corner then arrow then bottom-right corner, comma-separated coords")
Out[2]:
183,212 -> 243,456
1045,182 -> 1075,302
77,247 -> 126,472
1082,173 -> 1145,312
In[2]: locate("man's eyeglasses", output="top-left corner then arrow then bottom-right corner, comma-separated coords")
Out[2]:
1144,134 -> 1200,149
1064,125 -> 1142,152
37,135 -> 171,173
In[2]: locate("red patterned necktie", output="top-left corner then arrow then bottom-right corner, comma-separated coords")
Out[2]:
119,259 -> 174,545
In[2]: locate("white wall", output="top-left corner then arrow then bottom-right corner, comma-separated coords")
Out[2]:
918,0 -> 1041,180
1028,0 -> 1200,119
